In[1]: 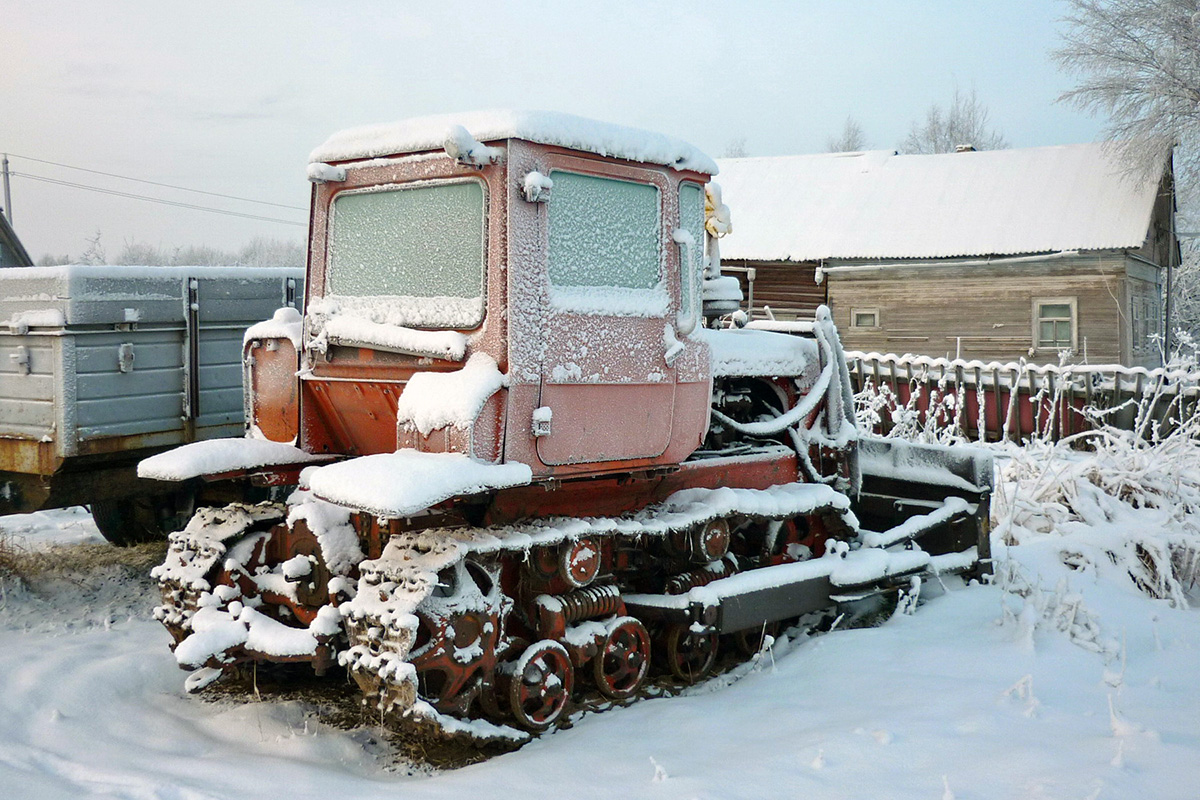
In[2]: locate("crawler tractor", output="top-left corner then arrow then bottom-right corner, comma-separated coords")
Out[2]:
143,111 -> 992,739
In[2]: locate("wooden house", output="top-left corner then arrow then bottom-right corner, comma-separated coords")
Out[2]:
0,213 -> 32,268
715,144 -> 1176,367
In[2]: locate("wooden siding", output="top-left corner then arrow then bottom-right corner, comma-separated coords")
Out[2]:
825,255 -> 1136,365
1135,174 -> 1176,267
721,259 -> 826,320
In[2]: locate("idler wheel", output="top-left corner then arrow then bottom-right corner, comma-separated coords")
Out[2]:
509,640 -> 574,731
593,617 -> 651,700
664,623 -> 718,684
732,621 -> 780,657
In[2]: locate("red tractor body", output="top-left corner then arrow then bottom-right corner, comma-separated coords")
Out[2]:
143,112 -> 991,738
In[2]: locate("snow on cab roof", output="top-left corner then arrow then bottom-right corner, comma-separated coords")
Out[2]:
310,109 -> 718,175
715,143 -> 1165,262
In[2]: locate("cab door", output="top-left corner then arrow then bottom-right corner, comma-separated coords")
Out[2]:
536,162 -> 676,467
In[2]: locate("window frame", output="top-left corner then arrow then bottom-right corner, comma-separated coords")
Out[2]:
677,181 -> 706,327
1032,296 -> 1078,352
323,176 -> 489,329
540,154 -> 670,319
850,307 -> 880,330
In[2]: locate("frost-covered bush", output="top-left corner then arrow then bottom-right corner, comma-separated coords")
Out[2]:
984,405 -> 1200,682
992,395 -> 1200,619
858,360 -> 1200,650
853,371 -> 975,446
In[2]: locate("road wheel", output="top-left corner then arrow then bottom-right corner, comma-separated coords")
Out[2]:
508,640 -> 573,731
663,623 -> 718,684
593,617 -> 651,700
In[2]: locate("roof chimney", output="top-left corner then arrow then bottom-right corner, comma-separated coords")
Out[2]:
955,144 -> 976,153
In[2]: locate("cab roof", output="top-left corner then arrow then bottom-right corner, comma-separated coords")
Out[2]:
310,109 -> 718,175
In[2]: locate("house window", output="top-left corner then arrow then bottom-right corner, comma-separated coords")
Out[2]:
1033,298 -> 1076,350
1148,297 -> 1162,343
1132,298 -> 1144,352
851,308 -> 879,329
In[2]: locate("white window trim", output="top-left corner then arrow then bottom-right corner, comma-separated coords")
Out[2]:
850,307 -> 880,330
1032,296 -> 1077,352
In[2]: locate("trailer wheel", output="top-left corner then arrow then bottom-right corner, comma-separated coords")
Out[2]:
91,490 -> 194,546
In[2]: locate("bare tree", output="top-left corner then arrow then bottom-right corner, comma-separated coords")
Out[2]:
114,236 -> 305,268
721,138 -> 748,158
238,236 -> 304,268
1055,1 -> 1200,346
1172,246 -> 1200,337
902,87 -> 1009,154
827,116 -> 868,152
79,229 -> 106,265
1055,0 -> 1200,183
115,240 -> 163,265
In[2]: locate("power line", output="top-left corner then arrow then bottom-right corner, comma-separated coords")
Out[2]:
7,153 -> 307,211
11,171 -> 308,227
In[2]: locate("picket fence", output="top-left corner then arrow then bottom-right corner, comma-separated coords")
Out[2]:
846,351 -> 1200,443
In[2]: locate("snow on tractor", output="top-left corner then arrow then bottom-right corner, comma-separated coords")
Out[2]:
140,111 -> 992,740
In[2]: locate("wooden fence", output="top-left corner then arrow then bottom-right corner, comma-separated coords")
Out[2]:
846,351 -> 1200,443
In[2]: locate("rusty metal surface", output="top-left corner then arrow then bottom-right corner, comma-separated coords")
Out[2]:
302,380 -> 400,456
0,437 -> 60,476
483,448 -> 799,524
246,339 -> 300,443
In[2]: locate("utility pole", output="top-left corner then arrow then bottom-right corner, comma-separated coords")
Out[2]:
1,153 -> 11,225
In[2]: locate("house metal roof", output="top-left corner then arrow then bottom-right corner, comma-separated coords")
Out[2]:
715,143 -> 1166,262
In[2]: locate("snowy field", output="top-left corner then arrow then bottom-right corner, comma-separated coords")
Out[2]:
2,476 -> 1198,799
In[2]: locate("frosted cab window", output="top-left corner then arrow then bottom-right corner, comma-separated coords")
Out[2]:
678,183 -> 705,318
326,180 -> 486,327
547,172 -> 660,290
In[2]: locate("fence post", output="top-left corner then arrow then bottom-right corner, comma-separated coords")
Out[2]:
1047,371 -> 1058,442
1080,370 -> 1090,438
955,363 -> 967,439
991,367 -> 1002,442
1012,367 -> 1023,442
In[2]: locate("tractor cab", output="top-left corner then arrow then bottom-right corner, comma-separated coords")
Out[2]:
253,111 -> 723,481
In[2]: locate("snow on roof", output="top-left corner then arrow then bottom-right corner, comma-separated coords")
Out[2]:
715,143 -> 1166,262
310,110 -> 718,175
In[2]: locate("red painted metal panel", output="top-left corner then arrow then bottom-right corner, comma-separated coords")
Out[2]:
485,449 -> 799,524
246,340 -> 299,443
536,382 -> 675,464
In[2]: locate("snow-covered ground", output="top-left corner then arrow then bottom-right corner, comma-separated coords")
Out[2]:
0,506 -> 105,549
1,489 -> 1198,799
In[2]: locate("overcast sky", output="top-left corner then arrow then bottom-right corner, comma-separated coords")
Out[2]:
2,0 -> 1102,262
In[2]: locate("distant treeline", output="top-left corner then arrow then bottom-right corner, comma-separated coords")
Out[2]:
37,233 -> 304,268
